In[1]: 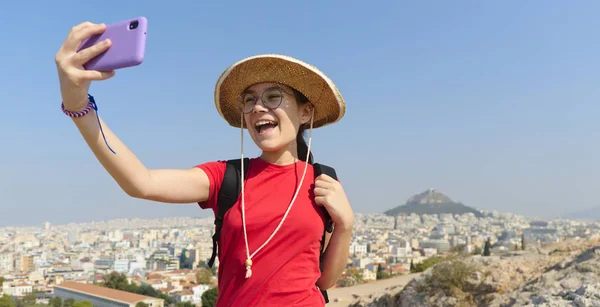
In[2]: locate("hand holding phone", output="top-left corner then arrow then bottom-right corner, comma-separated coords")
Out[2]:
77,17 -> 148,72
55,18 -> 148,111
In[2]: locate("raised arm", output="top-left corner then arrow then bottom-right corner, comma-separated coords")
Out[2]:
55,22 -> 209,204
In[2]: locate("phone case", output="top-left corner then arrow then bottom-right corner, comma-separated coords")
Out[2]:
78,17 -> 148,71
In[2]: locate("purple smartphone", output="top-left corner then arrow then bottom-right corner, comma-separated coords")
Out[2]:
78,17 -> 148,71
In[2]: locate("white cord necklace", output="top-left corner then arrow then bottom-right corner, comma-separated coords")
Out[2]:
239,110 -> 315,278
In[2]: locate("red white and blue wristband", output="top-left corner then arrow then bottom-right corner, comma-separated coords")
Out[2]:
61,94 -> 116,154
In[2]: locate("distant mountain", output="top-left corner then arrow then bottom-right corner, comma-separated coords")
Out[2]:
559,206 -> 600,221
384,188 -> 484,218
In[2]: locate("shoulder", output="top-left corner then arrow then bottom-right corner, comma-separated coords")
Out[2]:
194,160 -> 230,211
195,160 -> 227,174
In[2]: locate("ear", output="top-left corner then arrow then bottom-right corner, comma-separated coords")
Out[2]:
299,103 -> 314,125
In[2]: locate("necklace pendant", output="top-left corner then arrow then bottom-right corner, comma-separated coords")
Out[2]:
245,265 -> 252,278
245,259 -> 253,278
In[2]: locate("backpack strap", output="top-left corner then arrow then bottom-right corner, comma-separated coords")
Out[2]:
313,163 -> 337,304
313,163 -> 336,235
207,158 -> 249,268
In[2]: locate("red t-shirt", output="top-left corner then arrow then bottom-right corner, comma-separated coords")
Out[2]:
196,157 -> 327,306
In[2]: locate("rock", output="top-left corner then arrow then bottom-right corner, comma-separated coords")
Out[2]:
561,276 -> 583,290
531,295 -> 550,304
366,238 -> 600,307
557,260 -> 569,269
517,291 -> 532,303
574,296 -> 589,307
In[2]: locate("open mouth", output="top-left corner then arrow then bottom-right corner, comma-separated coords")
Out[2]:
255,120 -> 278,134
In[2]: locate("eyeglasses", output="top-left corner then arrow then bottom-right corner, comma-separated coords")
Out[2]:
237,86 -> 286,114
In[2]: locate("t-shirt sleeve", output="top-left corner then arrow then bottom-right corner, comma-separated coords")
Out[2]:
195,160 -> 227,212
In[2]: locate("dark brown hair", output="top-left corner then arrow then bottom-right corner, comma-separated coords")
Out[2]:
292,89 -> 314,164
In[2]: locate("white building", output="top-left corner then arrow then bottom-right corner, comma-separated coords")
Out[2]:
349,242 -> 367,255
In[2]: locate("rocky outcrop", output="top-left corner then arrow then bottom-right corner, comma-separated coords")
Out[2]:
349,236 -> 600,307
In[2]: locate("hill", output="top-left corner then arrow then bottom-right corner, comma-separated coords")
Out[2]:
349,236 -> 600,306
560,206 -> 600,221
384,188 -> 483,218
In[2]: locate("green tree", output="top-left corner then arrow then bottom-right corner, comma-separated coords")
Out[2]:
103,272 -> 129,290
521,234 -> 526,250
0,295 -> 15,307
0,277 -> 4,287
179,249 -> 188,269
409,259 -> 415,271
201,287 -> 218,307
196,268 -> 213,285
376,265 -> 390,280
451,244 -> 466,254
156,294 -> 174,305
72,301 -> 93,307
63,298 -> 74,307
50,296 -> 62,307
483,238 -> 491,256
135,302 -> 149,307
136,285 -> 157,297
339,267 -> 363,287
176,302 -> 194,307
424,259 -> 477,294
197,260 -> 217,275
412,256 -> 444,273
21,293 -> 36,306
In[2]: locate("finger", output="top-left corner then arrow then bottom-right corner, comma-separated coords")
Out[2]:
71,21 -> 95,33
314,187 -> 329,196
316,174 -> 331,181
65,23 -> 107,51
317,174 -> 338,184
73,39 -> 111,65
57,22 -> 94,56
315,180 -> 333,189
314,196 -> 325,206
79,69 -> 116,81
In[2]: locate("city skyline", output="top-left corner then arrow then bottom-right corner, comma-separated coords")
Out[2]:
2,206 -> 597,305
1,185 -> 598,228
0,202 -> 576,230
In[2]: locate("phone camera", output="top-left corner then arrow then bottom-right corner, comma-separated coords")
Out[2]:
129,20 -> 139,30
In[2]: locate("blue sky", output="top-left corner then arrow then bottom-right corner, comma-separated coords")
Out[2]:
1,1 -> 599,226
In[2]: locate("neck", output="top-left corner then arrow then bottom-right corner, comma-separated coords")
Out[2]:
259,146 -> 299,165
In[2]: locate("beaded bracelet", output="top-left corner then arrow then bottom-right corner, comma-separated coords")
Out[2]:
61,95 -> 94,118
61,94 -> 116,154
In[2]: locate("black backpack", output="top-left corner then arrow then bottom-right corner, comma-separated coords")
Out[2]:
206,158 -> 336,304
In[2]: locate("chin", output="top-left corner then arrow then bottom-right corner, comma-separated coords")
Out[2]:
255,139 -> 285,152
248,127 -> 296,154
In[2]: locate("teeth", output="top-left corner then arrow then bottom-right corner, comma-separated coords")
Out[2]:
255,120 -> 276,127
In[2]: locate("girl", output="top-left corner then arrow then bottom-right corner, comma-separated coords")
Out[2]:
55,22 -> 354,306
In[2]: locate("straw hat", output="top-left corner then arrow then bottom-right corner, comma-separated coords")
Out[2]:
214,54 -> 346,129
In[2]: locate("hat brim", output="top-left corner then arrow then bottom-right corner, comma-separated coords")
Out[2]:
214,54 -> 346,129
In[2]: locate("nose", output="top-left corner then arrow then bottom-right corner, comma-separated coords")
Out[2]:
251,98 -> 268,113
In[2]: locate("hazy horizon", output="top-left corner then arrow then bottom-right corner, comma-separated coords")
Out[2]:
1,188 -> 594,229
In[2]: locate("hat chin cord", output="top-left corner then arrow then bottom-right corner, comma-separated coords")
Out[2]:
238,109 -> 314,278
